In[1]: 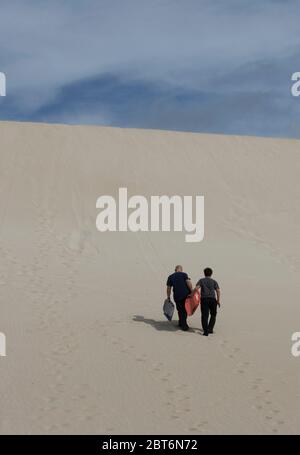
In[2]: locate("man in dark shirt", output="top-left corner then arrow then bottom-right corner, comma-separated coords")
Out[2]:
195,267 -> 221,336
166,265 -> 193,331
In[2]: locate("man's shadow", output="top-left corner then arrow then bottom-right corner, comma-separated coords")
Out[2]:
133,315 -> 178,331
132,315 -> 202,334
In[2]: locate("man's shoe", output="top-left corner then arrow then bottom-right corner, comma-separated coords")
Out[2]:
203,332 -> 209,336
181,325 -> 189,331
208,329 -> 214,334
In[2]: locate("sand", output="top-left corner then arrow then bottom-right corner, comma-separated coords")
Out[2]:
0,121 -> 299,435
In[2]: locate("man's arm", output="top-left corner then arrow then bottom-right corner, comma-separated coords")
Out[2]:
186,279 -> 193,294
193,280 -> 201,293
216,288 -> 221,307
166,286 -> 172,300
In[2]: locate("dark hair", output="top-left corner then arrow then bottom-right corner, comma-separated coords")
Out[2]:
204,267 -> 213,277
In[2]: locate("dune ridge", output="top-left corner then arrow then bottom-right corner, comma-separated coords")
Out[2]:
0,121 -> 299,434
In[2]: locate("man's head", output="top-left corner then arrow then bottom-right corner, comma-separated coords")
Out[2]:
175,265 -> 183,272
204,267 -> 213,277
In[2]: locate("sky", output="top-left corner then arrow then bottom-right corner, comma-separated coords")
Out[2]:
0,0 -> 300,137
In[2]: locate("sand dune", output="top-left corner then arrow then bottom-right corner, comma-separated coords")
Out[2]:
0,121 -> 299,434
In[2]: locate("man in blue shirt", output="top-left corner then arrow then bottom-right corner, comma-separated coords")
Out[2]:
166,265 -> 193,331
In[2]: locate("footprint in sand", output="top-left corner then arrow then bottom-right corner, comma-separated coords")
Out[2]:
188,421 -> 208,432
166,389 -> 175,395
219,341 -> 286,433
104,333 -> 199,430
136,357 -> 146,362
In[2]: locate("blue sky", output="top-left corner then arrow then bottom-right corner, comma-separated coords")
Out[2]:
0,0 -> 300,137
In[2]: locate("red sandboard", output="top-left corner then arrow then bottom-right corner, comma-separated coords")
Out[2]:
185,289 -> 201,316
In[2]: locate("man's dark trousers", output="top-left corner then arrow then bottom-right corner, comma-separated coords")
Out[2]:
201,298 -> 218,334
175,298 -> 188,329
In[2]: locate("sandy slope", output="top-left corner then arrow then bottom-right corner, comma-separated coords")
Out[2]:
0,121 -> 299,434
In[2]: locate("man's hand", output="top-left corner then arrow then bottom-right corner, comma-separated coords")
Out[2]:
217,301 -> 221,308
166,285 -> 172,301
